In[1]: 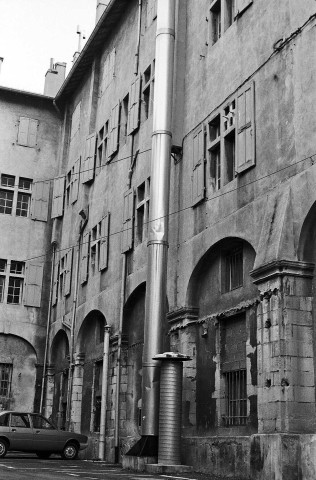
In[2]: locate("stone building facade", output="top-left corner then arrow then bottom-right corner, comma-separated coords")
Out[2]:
1,0 -> 316,478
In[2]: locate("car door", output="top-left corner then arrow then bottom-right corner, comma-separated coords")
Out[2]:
30,414 -> 62,452
9,413 -> 33,451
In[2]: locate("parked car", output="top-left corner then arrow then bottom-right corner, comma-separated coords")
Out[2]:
0,411 -> 88,459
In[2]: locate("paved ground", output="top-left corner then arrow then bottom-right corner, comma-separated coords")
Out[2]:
0,454 -> 242,480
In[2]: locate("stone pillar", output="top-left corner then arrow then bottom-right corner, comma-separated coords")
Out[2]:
251,260 -> 316,433
71,353 -> 85,433
44,365 -> 55,419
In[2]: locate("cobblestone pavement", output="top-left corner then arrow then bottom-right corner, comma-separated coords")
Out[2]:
0,454 -> 245,480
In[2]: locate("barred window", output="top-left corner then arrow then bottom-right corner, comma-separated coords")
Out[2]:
223,369 -> 247,426
0,364 -> 13,398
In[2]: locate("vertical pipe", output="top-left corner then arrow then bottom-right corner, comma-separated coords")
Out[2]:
99,325 -> 111,460
90,363 -> 97,433
142,0 -> 176,438
134,0 -> 142,75
40,243 -> 56,414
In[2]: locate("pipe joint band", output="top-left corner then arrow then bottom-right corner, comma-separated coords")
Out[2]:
156,28 -> 175,38
152,129 -> 172,137
147,240 -> 169,247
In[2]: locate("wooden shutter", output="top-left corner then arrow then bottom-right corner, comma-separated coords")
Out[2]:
17,117 -> 29,145
109,104 -> 119,156
64,248 -> 73,296
235,0 -> 253,17
82,134 -> 96,183
71,158 -> 80,203
128,76 -> 141,134
80,232 -> 90,284
28,119 -> 38,147
24,262 -> 44,307
121,188 -> 134,253
192,127 -> 205,206
31,180 -> 49,221
236,82 -> 255,173
52,257 -> 59,306
99,213 -> 110,271
51,176 -> 65,218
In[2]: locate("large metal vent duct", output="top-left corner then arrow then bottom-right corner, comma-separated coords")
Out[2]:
155,353 -> 191,465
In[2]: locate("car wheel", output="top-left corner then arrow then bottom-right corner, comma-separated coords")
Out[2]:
0,439 -> 8,458
61,442 -> 78,460
36,452 -> 52,459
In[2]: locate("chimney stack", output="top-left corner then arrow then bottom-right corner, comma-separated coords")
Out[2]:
72,26 -> 86,65
44,59 -> 67,97
96,0 -> 110,24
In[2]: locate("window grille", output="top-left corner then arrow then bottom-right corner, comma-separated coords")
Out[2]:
224,369 -> 247,426
0,363 -> 13,398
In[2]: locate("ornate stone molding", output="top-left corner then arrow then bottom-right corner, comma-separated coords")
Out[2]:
251,260 -> 314,284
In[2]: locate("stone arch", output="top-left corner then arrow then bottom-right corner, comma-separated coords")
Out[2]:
0,334 -> 37,411
297,201 -> 316,262
76,310 -> 107,436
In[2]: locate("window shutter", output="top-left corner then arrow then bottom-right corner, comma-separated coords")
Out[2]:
236,82 -> 255,173
28,119 -> 38,147
51,176 -> 65,218
24,262 -> 44,307
64,248 -> 73,296
121,188 -> 134,253
235,0 -> 253,17
31,180 -> 50,221
192,127 -> 205,206
80,232 -> 90,284
71,158 -> 80,203
128,76 -> 141,134
82,134 -> 96,183
17,117 -> 30,145
109,104 -> 119,156
52,257 -> 59,306
99,213 -> 110,271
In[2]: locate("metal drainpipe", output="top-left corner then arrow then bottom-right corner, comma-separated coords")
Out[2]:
66,237 -> 81,429
40,242 -> 56,414
99,325 -> 111,460
134,0 -> 142,75
142,0 -> 176,437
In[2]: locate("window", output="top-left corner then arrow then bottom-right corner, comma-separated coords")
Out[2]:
101,49 -> 116,95
0,174 -> 32,217
7,260 -> 25,304
70,102 -> 81,140
59,256 -> 66,299
135,179 -> 150,246
209,0 -> 252,45
97,121 -> 109,173
0,276 -> 5,303
210,0 -> 221,44
142,62 -> 155,122
120,94 -> 129,146
31,414 -> 55,430
222,246 -> 243,292
90,224 -> 100,274
207,83 -> 255,192
10,413 -> 30,428
220,314 -> 247,426
66,170 -> 72,206
17,117 -> 38,148
0,364 -> 12,398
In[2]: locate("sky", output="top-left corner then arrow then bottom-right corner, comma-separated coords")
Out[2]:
0,0 -> 96,94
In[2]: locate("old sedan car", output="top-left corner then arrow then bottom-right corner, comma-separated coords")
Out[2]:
0,411 -> 88,459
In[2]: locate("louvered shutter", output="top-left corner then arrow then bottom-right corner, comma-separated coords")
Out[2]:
17,117 -> 29,145
82,134 -> 96,183
52,257 -> 59,306
109,104 -> 119,156
235,0 -> 253,17
71,158 -> 80,203
31,180 -> 49,221
24,262 -> 44,307
236,82 -> 255,173
121,188 -> 134,253
192,127 -> 205,206
28,119 -> 38,147
128,76 -> 141,134
64,248 -> 73,296
80,232 -> 90,284
51,176 -> 65,218
99,213 -> 110,270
